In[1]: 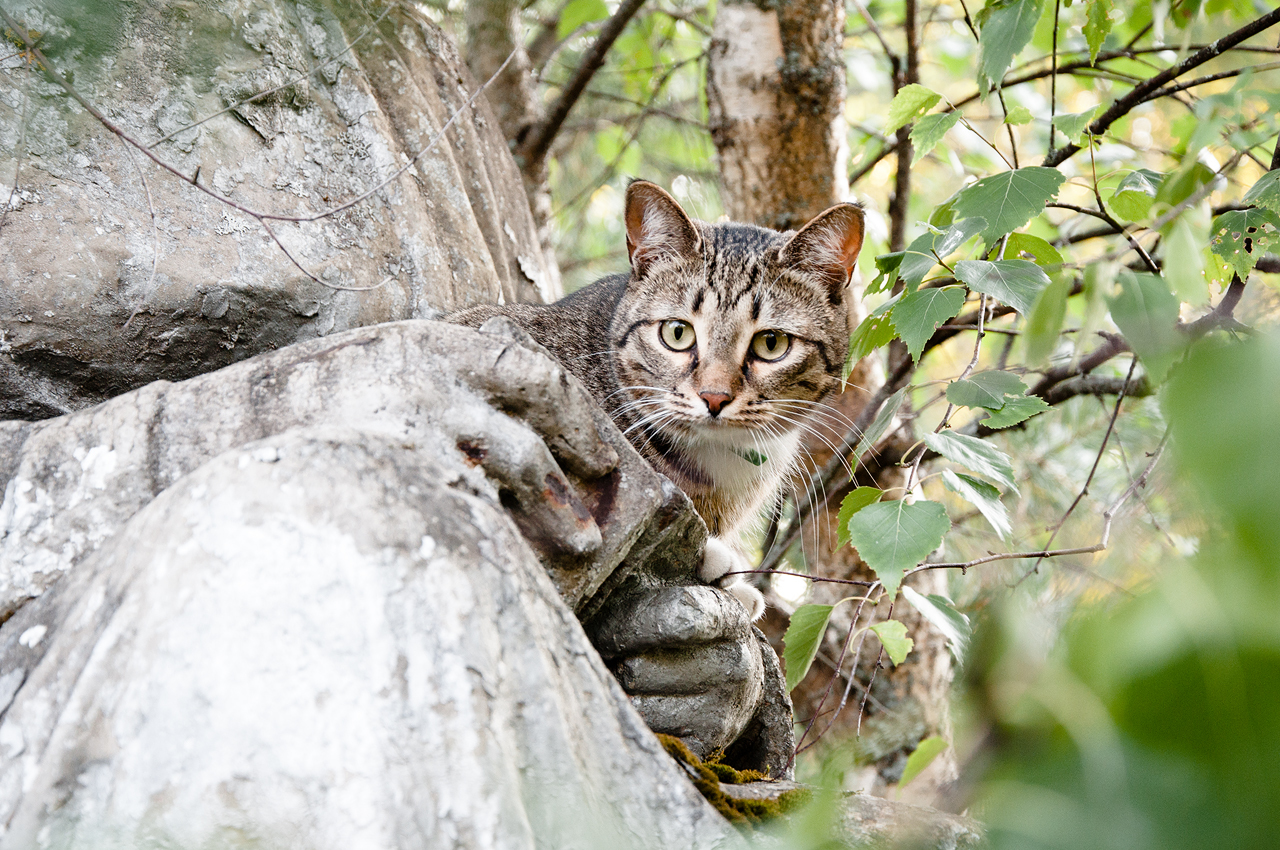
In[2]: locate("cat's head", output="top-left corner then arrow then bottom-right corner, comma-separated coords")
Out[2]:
610,180 -> 864,455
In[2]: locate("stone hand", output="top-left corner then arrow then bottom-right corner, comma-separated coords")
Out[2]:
589,585 -> 766,759
439,316 -> 622,562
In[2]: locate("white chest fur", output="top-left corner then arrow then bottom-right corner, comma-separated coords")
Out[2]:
676,428 -> 800,513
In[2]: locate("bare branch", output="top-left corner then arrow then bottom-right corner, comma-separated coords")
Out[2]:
515,0 -> 647,175
1043,7 -> 1280,167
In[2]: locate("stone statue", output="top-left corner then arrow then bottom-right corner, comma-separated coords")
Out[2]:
0,315 -> 792,846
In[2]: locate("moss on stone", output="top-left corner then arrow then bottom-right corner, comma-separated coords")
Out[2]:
656,733 -> 812,828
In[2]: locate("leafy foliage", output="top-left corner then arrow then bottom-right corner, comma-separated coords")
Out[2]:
924,430 -> 1018,492
911,111 -> 962,161
942,469 -> 1012,541
457,0 -> 1280,818
953,259 -> 1052,315
1211,207 -> 1280,279
836,487 -> 883,548
890,286 -> 966,362
868,619 -> 914,665
845,499 -> 951,598
884,84 -> 942,136
783,603 -> 836,692
949,167 -> 1066,247
897,735 -> 949,787
976,0 -> 1044,94
901,586 -> 972,661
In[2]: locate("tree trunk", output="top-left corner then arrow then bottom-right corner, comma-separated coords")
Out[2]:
707,0 -> 956,802
707,0 -> 847,230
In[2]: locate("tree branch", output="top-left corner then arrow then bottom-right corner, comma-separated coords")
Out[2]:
1043,7 -> 1280,167
515,0 -> 647,176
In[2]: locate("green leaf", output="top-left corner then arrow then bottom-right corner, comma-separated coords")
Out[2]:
868,252 -> 904,295
1242,168 -> 1280,215
898,735 -> 949,787
924,430 -> 1018,492
947,370 -> 1027,409
1083,0 -> 1115,64
868,619 -> 915,665
942,469 -> 1011,540
853,387 -> 909,461
740,448 -> 767,466
1162,215 -> 1209,306
1003,104 -> 1033,125
1051,106 -> 1100,146
977,0 -> 1045,94
1110,192 -> 1152,222
1155,161 -> 1214,208
911,111 -> 962,162
885,84 -> 942,136
846,500 -> 951,598
950,167 -> 1066,246
1004,233 -> 1063,267
1211,207 -> 1280,279
783,604 -> 834,691
557,0 -> 609,38
1108,270 -> 1181,383
890,286 -> 967,363
953,259 -> 1051,315
899,219 -> 986,290
981,393 -> 1050,428
1022,276 -> 1070,366
901,588 -> 972,662
837,487 -> 884,548
1109,168 -> 1162,220
845,312 -> 897,381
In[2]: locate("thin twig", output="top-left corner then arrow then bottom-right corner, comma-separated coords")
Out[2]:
120,141 -> 159,329
516,0 -> 647,173
908,428 -> 1168,579
1020,355 -> 1138,581
147,4 -> 394,147
1044,7 -> 1280,167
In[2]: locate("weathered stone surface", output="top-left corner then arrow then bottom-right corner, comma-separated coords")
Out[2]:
0,0 -> 557,420
0,319 -> 643,621
0,318 -> 799,843
0,430 -> 743,848
718,782 -> 984,849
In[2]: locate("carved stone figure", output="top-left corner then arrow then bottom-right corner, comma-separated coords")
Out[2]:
0,318 -> 786,846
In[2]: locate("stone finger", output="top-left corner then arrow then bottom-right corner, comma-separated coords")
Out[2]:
630,683 -> 762,759
612,638 -> 762,696
589,585 -> 751,659
456,417 -> 602,559
470,317 -> 619,480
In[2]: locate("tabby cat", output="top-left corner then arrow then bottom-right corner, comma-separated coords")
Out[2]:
450,181 -> 864,619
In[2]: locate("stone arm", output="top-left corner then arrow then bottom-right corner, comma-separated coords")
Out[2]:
0,318 -> 791,778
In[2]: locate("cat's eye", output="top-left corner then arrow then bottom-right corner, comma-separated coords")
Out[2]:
659,319 -> 696,351
751,330 -> 790,361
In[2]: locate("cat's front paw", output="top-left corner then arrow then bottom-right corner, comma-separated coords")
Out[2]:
699,537 -> 766,621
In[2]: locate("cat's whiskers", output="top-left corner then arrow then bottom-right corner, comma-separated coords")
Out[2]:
753,416 -> 832,573
758,402 -> 859,445
756,408 -> 854,481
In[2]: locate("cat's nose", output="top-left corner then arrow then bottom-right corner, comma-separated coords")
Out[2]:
699,391 -> 733,416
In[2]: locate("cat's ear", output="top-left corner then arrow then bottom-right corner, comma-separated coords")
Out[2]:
625,181 -> 702,276
779,203 -> 865,297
